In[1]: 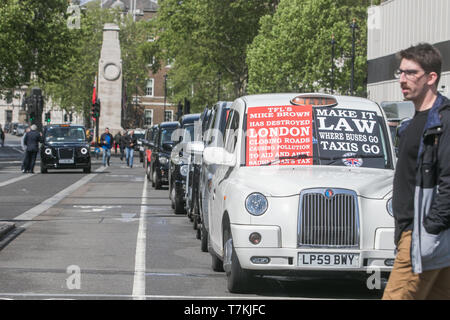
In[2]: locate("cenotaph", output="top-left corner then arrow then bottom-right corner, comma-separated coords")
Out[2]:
98,23 -> 123,135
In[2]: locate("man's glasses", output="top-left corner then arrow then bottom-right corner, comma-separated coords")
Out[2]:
394,68 -> 427,80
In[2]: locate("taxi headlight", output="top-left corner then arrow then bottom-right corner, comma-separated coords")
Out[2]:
44,148 -> 52,155
180,164 -> 189,177
245,193 -> 268,216
80,147 -> 88,155
386,198 -> 393,217
159,156 -> 169,165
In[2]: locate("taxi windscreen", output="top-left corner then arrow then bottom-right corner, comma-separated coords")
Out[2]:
45,127 -> 86,143
160,128 -> 177,145
245,105 -> 392,169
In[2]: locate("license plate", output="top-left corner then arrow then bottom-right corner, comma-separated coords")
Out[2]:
298,253 -> 359,268
59,159 -> 74,164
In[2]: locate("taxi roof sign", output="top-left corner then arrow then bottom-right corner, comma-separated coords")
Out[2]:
290,95 -> 338,108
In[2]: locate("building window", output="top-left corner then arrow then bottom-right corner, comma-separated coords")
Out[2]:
146,79 -> 154,96
164,110 -> 173,122
144,109 -> 153,127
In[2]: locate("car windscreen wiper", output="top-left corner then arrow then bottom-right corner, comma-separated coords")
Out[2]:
261,153 -> 385,166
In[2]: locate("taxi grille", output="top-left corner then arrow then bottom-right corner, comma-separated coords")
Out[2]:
58,148 -> 74,159
298,189 -> 360,248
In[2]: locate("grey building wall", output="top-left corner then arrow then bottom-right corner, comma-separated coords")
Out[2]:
367,0 -> 450,103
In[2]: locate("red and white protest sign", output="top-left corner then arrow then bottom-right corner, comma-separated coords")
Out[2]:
246,105 -> 313,166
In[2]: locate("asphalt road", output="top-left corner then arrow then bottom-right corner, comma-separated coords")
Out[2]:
0,133 -> 383,303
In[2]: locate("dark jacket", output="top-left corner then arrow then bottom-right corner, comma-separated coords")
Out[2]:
405,93 -> 450,273
124,134 -> 137,149
24,130 -> 42,152
100,132 -> 113,149
114,133 -> 122,147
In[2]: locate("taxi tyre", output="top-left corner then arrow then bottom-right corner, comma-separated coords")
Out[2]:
153,171 -> 161,189
200,223 -> 208,252
83,165 -> 91,174
174,196 -> 185,214
40,165 -> 48,174
170,186 -> 175,209
223,228 -> 252,293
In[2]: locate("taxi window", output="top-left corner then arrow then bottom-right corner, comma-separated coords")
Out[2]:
45,127 -> 86,143
224,110 -> 240,154
245,105 -> 392,169
183,125 -> 195,142
160,128 -> 176,145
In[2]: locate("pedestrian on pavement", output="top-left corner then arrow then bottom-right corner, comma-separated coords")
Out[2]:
21,127 -> 31,172
114,131 -> 122,156
23,124 -> 42,173
100,127 -> 113,167
383,43 -> 450,300
0,124 -> 4,147
124,129 -> 137,168
119,130 -> 126,161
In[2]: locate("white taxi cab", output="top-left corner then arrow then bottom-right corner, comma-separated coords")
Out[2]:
202,93 -> 396,293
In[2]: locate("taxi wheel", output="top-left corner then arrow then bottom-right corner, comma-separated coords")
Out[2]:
174,197 -> 184,214
224,228 -> 252,293
200,223 -> 208,252
40,166 -> 47,174
83,166 -> 91,173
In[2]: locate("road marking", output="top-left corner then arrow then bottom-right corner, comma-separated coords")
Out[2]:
0,175 -> 32,188
132,177 -> 148,300
13,166 -> 107,227
0,292 -> 308,300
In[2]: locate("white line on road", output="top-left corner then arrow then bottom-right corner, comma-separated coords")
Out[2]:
0,174 -> 32,188
14,166 -> 107,227
0,292 -> 308,300
132,177 -> 148,300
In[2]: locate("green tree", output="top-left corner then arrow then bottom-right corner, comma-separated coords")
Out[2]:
41,4 -> 153,125
247,0 -> 370,96
152,0 -> 279,111
0,0 -> 73,97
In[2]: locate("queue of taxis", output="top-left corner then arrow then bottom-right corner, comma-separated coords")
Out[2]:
200,93 -> 396,293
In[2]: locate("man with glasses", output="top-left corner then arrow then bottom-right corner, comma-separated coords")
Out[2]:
383,43 -> 450,299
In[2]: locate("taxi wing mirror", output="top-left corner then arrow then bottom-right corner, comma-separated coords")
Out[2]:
203,147 -> 235,166
186,141 -> 204,155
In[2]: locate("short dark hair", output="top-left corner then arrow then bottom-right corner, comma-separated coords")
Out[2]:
397,43 -> 442,85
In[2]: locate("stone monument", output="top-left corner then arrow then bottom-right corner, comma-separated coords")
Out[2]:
98,23 -> 123,135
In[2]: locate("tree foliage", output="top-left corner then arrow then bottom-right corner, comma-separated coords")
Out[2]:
247,0 -> 370,96
152,0 -> 279,111
0,0 -> 73,96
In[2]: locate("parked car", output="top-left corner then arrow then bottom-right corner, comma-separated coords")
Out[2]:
16,123 -> 28,136
143,125 -> 158,175
192,102 -> 232,249
132,128 -> 146,164
202,93 -> 396,293
146,121 -> 180,189
168,113 -> 201,214
185,107 -> 212,227
40,124 -> 91,173
11,122 -> 19,135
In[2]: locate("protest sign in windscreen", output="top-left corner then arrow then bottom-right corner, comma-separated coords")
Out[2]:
246,105 -> 313,166
245,105 -> 388,169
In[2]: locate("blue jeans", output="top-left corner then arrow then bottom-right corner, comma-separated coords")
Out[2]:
102,148 -> 111,166
126,147 -> 134,167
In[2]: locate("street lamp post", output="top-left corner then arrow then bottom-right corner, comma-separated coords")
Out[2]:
350,19 -> 357,96
330,34 -> 336,94
164,74 -> 168,122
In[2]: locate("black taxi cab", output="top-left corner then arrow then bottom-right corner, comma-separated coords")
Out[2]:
40,124 -> 91,173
